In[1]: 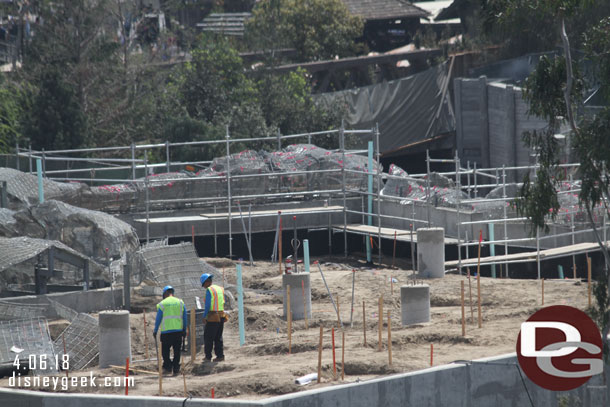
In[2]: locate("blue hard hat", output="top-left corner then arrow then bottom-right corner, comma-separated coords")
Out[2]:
200,273 -> 212,285
162,285 -> 174,294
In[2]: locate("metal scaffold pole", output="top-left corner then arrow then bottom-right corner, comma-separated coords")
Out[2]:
456,151 -> 462,275
226,126 -> 233,259
502,166 -> 508,277
375,125 -> 382,266
426,150 -> 431,227
341,122 -> 347,257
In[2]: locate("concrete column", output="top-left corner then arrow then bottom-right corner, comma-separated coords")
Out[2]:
417,227 -> 445,278
282,274 -> 311,320
98,310 -> 131,368
401,284 -> 430,325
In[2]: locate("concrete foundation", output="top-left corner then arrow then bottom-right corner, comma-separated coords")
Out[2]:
417,228 -> 445,278
98,310 -> 131,368
401,284 -> 430,325
282,273 -> 311,320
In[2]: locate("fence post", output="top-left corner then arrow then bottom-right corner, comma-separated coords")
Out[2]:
165,141 -> 170,173
226,126 -> 233,258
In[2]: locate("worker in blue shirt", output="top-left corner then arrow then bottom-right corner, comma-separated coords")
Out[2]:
200,273 -> 228,362
153,285 -> 187,375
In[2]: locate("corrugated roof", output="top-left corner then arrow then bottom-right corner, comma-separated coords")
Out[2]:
341,0 -> 429,21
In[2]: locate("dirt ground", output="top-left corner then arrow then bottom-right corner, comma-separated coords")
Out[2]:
1,255 -> 591,400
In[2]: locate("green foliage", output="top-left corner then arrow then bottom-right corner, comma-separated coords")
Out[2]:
584,17 -> 610,100
522,55 -> 584,123
246,0 -> 363,62
0,79 -> 23,154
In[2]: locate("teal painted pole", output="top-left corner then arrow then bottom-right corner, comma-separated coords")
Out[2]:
366,141 -> 373,263
303,239 -> 310,273
236,262 -> 245,346
36,158 -> 44,204
558,265 -> 564,279
488,223 -> 496,278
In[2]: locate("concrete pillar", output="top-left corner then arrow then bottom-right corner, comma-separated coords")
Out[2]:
98,310 -> 131,368
401,284 -> 430,326
282,273 -> 311,320
417,227 -> 445,278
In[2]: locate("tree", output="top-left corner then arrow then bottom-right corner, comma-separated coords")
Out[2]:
246,0 -> 364,62
486,1 -> 610,357
0,78 -> 24,154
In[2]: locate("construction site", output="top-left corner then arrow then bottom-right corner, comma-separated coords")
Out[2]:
0,126 -> 607,407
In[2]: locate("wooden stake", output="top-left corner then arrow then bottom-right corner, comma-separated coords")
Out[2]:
391,270 -> 394,295
157,337 -> 163,396
332,327 -> 337,380
430,344 -> 433,366
341,330 -> 345,381
302,280 -> 308,329
387,311 -> 392,366
467,268 -> 474,324
190,307 -> 196,363
125,357 -> 130,396
191,225 -> 195,246
392,230 -> 397,268
378,296 -> 383,351
362,301 -> 367,346
476,230 -> 482,328
211,388 -> 215,398
587,256 -> 591,307
336,294 -> 341,329
182,370 -> 187,397
62,333 -> 68,378
143,312 -> 150,360
287,285 -> 292,354
541,278 -> 545,306
460,280 -> 465,337
317,326 -> 323,383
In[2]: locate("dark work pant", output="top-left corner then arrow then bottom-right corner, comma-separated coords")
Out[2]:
204,321 -> 224,359
160,331 -> 183,373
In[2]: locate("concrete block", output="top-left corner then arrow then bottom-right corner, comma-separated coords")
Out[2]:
417,227 -> 445,278
98,310 -> 131,368
401,284 -> 430,326
282,273 -> 311,320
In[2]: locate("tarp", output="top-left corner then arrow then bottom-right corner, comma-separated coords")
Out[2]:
315,63 -> 455,154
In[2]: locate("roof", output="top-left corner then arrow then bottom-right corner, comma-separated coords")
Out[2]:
341,0 -> 429,21
413,1 -> 461,24
196,13 -> 251,36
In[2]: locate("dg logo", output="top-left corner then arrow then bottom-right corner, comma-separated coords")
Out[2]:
516,305 -> 603,391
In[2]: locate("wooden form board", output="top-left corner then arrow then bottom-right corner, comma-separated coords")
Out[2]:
445,241 -> 610,268
200,205 -> 344,219
335,224 -> 459,245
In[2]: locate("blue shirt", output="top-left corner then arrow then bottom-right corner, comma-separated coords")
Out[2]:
153,298 -> 188,335
203,289 -> 212,318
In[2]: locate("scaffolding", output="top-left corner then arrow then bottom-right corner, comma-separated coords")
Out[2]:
11,125 -> 608,279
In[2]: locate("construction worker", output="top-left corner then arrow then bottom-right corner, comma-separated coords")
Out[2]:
200,273 -> 227,362
153,285 -> 187,375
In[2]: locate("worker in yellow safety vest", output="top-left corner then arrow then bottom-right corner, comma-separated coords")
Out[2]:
200,273 -> 228,362
153,285 -> 187,375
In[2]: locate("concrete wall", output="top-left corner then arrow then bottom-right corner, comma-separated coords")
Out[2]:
454,78 -> 547,181
1,354 -> 607,407
5,287 -> 124,318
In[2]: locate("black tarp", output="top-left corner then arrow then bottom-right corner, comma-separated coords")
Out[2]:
315,63 -> 455,154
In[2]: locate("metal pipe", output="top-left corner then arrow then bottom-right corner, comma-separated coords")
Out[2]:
28,144 -> 32,175
144,151 -> 150,244
36,158 -> 44,204
293,215 -> 298,273
226,126 -> 233,258
456,151 -> 462,275
536,228 -> 541,279
341,123 -> 347,257
376,125 -> 382,265
473,162 -> 478,198
213,204 -> 218,255
237,202 -> 254,266
502,166 -> 508,277
316,262 -> 343,327
131,143 -> 136,180
165,141 -> 170,173
366,140 -> 373,263
426,149 -> 431,226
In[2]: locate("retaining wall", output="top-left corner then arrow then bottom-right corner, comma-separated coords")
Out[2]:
1,353 -> 607,407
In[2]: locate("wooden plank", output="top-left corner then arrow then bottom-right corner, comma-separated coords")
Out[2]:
446,241 -> 610,268
201,205 -> 344,219
335,224 -> 459,244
